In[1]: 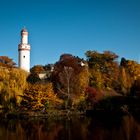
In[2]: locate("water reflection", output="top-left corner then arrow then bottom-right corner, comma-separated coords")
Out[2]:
88,115 -> 140,140
0,115 -> 140,140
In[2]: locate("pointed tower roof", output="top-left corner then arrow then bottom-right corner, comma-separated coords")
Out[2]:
21,27 -> 28,32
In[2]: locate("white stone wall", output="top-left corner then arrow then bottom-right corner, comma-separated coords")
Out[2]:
18,49 -> 30,72
21,34 -> 28,44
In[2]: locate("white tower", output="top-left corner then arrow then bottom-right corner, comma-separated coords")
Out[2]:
18,28 -> 31,72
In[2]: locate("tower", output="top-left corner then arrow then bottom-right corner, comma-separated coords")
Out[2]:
18,28 -> 31,72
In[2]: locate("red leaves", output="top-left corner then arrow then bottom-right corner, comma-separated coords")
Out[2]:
85,87 -> 97,103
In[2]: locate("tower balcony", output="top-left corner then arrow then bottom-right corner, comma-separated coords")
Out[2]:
18,43 -> 30,51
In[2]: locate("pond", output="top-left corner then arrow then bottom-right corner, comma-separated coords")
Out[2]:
0,115 -> 140,140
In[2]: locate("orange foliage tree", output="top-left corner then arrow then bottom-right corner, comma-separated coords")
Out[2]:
0,56 -> 16,68
22,83 -> 62,111
52,54 -> 89,108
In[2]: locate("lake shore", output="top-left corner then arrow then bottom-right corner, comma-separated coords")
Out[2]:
0,109 -> 86,120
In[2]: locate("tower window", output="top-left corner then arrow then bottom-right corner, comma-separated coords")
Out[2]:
23,56 -> 25,58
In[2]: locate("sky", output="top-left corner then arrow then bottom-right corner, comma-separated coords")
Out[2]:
0,0 -> 140,67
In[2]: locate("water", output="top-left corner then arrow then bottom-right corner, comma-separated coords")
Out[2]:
0,115 -> 140,140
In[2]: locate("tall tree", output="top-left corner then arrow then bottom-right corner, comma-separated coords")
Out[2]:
120,58 -> 140,95
0,68 -> 27,110
85,51 -> 119,90
58,66 -> 76,108
130,77 -> 140,97
124,60 -> 140,81
52,54 -> 89,107
119,67 -> 131,95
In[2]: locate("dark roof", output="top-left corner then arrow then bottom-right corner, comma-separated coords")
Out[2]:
21,28 -> 28,32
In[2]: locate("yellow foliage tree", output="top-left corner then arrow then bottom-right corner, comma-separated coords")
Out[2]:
85,50 -> 119,90
23,82 -> 62,110
120,58 -> 140,94
119,67 -> 131,95
0,67 -> 27,110
126,60 -> 140,81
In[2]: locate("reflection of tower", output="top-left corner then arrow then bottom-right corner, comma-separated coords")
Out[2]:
18,28 -> 31,72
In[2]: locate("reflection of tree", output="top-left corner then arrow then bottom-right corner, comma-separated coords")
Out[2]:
88,115 -> 140,140
21,119 -> 64,140
0,116 -> 140,140
56,118 -> 88,140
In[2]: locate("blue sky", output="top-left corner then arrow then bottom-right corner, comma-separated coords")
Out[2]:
0,0 -> 140,67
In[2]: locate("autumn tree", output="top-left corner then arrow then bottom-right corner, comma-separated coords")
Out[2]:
27,65 -> 45,84
30,65 -> 45,74
52,54 -> 89,108
119,67 -> 131,95
120,58 -> 140,95
0,67 -> 27,110
27,73 -> 41,84
28,64 -> 54,84
0,56 -> 16,68
121,59 -> 140,81
58,66 -> 76,108
22,83 -> 62,110
130,77 -> 140,97
85,51 -> 119,90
